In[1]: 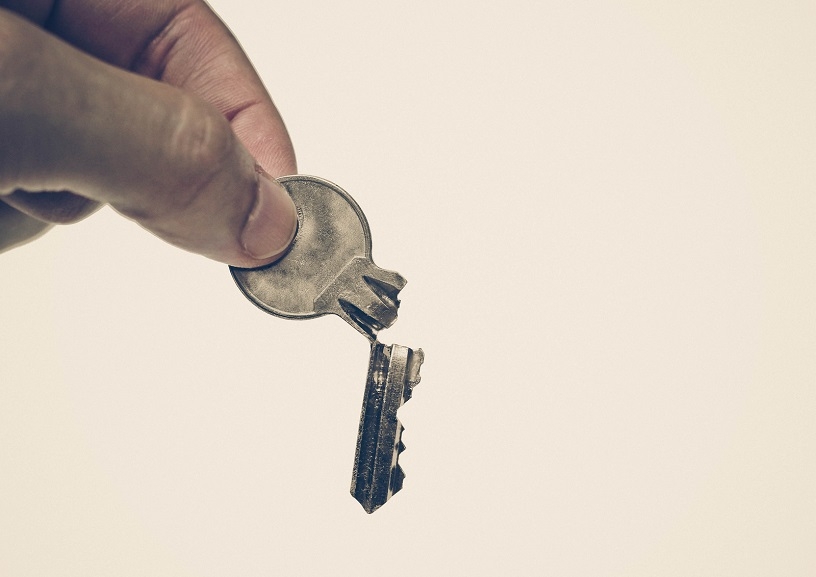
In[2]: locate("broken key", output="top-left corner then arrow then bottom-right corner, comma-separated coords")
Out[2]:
230,175 -> 406,340
351,342 -> 424,513
229,175 -> 424,513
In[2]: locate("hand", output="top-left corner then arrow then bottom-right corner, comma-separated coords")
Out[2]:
0,0 -> 297,267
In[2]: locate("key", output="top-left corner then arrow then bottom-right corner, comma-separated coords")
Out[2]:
351,342 -> 424,513
230,175 -> 406,340
229,175 -> 425,513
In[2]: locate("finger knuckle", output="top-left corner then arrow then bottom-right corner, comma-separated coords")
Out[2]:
0,12 -> 34,93
0,12 -> 23,62
0,15 -> 33,190
169,96 -> 237,212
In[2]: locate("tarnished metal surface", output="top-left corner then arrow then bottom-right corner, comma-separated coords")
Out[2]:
229,175 -> 424,513
230,176 -> 405,340
351,342 -> 424,513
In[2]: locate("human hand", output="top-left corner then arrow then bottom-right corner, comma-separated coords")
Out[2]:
0,0 -> 297,267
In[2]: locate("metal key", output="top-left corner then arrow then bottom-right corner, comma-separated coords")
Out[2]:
229,175 -> 424,513
351,342 -> 424,513
230,175 -> 406,340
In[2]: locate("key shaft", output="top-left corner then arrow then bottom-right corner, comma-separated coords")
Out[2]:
351,342 -> 424,513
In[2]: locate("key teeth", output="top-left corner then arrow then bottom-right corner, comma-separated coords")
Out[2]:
351,342 -> 423,514
390,465 -> 405,495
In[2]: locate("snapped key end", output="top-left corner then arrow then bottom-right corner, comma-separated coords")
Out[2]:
351,343 -> 424,513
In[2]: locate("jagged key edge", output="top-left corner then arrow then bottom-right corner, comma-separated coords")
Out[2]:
352,343 -> 424,513
390,347 -> 424,503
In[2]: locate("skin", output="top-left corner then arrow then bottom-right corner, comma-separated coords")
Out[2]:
0,0 -> 298,267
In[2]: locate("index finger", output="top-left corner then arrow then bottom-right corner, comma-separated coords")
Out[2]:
45,0 -> 296,175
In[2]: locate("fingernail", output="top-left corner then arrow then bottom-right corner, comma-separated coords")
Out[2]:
241,174 -> 297,261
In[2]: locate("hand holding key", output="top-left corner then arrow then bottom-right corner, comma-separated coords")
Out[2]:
231,176 -> 424,513
0,1 -> 296,266
231,176 -> 406,340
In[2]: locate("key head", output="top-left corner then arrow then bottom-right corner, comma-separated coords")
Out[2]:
230,176 -> 406,340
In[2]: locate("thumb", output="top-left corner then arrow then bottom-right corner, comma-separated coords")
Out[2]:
0,10 -> 296,267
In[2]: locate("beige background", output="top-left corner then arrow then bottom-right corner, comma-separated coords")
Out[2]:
2,1 -> 815,575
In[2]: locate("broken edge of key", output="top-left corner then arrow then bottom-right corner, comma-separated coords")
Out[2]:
351,342 -> 424,513
315,257 -> 407,341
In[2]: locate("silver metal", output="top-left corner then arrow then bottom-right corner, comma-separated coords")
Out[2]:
230,176 -> 405,340
229,175 -> 425,513
351,342 -> 424,513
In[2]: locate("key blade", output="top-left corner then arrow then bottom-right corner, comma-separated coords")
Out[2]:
315,257 -> 406,340
351,342 -> 424,513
